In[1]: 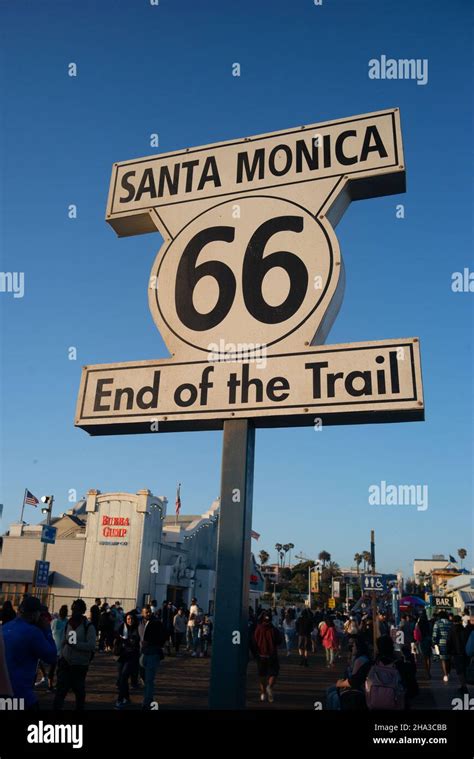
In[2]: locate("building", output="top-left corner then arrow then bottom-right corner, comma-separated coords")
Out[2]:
446,574 -> 474,614
413,556 -> 452,583
430,567 -> 463,593
0,489 -> 264,613
259,563 -> 279,588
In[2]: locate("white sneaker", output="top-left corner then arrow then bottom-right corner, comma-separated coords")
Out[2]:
35,677 -> 47,687
443,675 -> 449,682
260,693 -> 266,702
266,686 -> 274,703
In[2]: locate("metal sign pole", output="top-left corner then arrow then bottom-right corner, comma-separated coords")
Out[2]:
371,529 -> 378,653
209,419 -> 255,710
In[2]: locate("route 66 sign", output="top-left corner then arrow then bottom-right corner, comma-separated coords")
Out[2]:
75,109 -> 424,434
106,109 -> 404,359
149,195 -> 340,358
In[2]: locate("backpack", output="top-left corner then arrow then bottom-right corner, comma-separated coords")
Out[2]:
63,618 -> 95,663
365,662 -> 405,710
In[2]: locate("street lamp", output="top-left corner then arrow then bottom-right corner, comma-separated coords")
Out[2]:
40,495 -> 54,562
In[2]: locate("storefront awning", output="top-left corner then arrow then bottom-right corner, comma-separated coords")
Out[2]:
0,569 -> 34,583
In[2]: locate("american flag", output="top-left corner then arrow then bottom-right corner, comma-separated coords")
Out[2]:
251,530 -> 260,541
175,484 -> 181,516
24,489 -> 39,507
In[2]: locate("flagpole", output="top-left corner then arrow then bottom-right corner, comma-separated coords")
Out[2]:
175,483 -> 180,525
20,488 -> 27,525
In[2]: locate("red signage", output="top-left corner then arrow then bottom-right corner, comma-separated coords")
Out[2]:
101,515 -> 129,538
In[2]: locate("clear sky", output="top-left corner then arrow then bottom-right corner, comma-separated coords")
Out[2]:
0,0 -> 472,581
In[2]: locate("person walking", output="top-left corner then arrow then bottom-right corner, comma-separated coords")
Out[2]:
432,612 -> 453,683
321,618 -> 338,668
296,608 -> 313,667
187,612 -> 200,656
400,614 -> 416,652
282,611 -> 296,656
2,596 -> 57,709
447,615 -> 472,695
165,602 -> 176,654
415,610 -> 432,679
53,599 -> 96,710
98,603 -> 114,652
138,605 -> 167,710
49,605 -> 68,690
173,608 -> 187,655
89,598 -> 101,637
253,612 -> 282,703
199,615 -> 213,657
114,611 -> 140,709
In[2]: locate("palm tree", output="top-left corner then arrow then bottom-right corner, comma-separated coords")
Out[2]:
362,551 -> 372,572
326,561 -> 340,577
354,553 -> 363,575
275,543 -> 282,567
318,550 -> 331,568
458,548 -> 467,568
258,550 -> 270,567
288,542 -> 295,569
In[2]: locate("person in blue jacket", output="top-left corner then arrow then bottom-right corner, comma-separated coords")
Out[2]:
2,595 -> 57,709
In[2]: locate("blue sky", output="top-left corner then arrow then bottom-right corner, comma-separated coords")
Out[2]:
0,0 -> 472,580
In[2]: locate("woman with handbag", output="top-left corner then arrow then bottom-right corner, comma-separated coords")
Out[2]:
114,611 -> 140,709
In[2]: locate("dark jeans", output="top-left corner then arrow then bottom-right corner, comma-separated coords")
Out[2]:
53,660 -> 88,710
48,656 -> 59,683
117,657 -> 139,701
140,653 -> 159,707
174,632 -> 184,653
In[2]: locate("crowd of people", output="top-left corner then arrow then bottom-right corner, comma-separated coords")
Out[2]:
0,594 -> 472,710
248,604 -> 474,707
0,595 -> 213,711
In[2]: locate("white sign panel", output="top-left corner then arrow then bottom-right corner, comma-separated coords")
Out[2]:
75,338 -> 423,434
106,109 -> 403,236
105,109 -> 404,360
75,109 -> 424,437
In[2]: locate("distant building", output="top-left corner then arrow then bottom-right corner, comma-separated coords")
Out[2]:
259,563 -> 279,586
430,567 -> 462,593
446,574 -> 474,614
0,489 -> 264,613
413,557 -> 452,582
